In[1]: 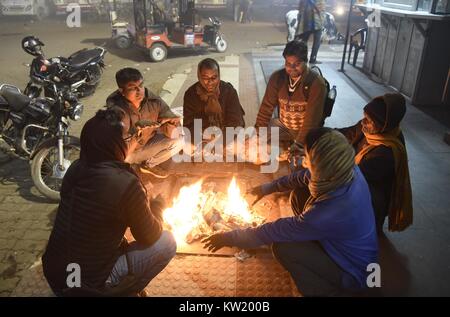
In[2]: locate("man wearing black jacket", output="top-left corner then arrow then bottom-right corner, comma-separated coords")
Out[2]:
42,109 -> 176,296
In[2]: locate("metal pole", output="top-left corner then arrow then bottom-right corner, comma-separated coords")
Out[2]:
340,0 -> 354,72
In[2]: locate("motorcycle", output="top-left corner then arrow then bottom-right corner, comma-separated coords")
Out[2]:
24,42 -> 107,99
286,10 -> 344,43
0,79 -> 83,201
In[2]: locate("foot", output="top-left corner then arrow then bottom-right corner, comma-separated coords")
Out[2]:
137,289 -> 149,297
140,163 -> 170,179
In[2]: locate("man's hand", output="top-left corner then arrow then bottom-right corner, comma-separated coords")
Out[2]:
202,233 -> 233,253
135,119 -> 161,129
160,117 -> 181,139
246,185 -> 265,207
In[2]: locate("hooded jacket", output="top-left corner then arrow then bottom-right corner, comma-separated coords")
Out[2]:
42,114 -> 163,293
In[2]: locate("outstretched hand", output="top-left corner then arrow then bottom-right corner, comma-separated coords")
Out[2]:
246,185 -> 265,207
202,233 -> 232,253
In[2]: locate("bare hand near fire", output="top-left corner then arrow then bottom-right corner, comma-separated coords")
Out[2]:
202,233 -> 231,253
246,186 -> 265,207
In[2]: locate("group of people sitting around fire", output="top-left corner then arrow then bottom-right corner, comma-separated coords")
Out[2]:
42,40 -> 413,297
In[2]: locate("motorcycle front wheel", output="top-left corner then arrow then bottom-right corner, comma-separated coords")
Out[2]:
31,138 -> 80,201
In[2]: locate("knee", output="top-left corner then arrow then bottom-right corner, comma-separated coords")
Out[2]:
271,242 -> 290,263
158,230 -> 177,259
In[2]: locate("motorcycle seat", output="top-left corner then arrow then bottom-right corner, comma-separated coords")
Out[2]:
68,48 -> 104,71
0,85 -> 31,112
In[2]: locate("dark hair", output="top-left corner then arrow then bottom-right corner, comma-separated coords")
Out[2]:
95,108 -> 125,134
198,58 -> 220,76
305,127 -> 334,152
283,40 -> 308,63
115,67 -> 143,88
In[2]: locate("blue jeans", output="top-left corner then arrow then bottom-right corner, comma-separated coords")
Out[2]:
105,231 -> 177,293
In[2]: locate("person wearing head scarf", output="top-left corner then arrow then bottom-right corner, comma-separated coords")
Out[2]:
42,109 -> 176,297
202,128 -> 378,296
338,93 -> 413,233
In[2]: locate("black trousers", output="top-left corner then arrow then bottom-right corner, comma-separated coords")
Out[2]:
272,241 -> 347,296
272,186 -> 348,296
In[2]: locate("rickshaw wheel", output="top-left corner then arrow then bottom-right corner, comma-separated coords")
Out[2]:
216,38 -> 227,53
149,43 -> 168,62
115,36 -> 132,49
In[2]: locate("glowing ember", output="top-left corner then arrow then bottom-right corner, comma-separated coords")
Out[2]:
162,177 -> 265,247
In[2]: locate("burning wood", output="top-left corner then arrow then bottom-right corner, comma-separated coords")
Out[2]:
163,177 -> 265,246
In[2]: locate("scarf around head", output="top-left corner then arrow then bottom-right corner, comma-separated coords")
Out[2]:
195,82 -> 223,130
355,127 -> 413,232
304,130 -> 355,211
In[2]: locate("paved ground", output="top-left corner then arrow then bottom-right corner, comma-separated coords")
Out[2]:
1,6 -> 449,297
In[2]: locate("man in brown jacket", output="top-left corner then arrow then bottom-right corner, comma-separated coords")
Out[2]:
183,58 -> 245,140
107,68 -> 183,178
255,40 -> 326,146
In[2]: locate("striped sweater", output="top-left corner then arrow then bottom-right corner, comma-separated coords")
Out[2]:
255,68 -> 326,144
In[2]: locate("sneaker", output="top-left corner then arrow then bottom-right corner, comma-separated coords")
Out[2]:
140,163 -> 169,179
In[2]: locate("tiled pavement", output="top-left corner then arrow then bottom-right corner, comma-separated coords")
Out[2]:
2,43 -> 450,296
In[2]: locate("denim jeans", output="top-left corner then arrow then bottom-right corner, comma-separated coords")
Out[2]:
125,133 -> 184,167
105,231 -> 177,293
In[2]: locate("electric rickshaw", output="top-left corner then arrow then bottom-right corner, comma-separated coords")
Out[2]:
133,0 -> 228,62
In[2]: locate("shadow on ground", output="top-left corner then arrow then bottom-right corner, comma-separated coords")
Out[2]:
0,155 -> 55,204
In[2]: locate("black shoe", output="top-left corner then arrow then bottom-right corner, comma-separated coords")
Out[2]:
140,163 -> 169,179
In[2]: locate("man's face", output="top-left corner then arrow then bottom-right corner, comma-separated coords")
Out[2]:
361,111 -> 380,134
120,79 -> 145,106
199,68 -> 220,93
284,55 -> 303,79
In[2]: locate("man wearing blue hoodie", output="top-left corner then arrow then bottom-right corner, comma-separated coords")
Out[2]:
203,128 -> 378,296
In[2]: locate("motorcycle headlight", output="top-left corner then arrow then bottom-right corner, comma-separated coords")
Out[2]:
70,103 -> 84,121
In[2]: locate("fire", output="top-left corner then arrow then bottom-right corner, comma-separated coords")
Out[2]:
162,177 -> 264,247
224,177 -> 253,223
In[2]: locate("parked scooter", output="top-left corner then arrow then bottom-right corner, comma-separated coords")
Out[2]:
22,36 -> 107,99
0,79 -> 83,201
286,10 -> 344,43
